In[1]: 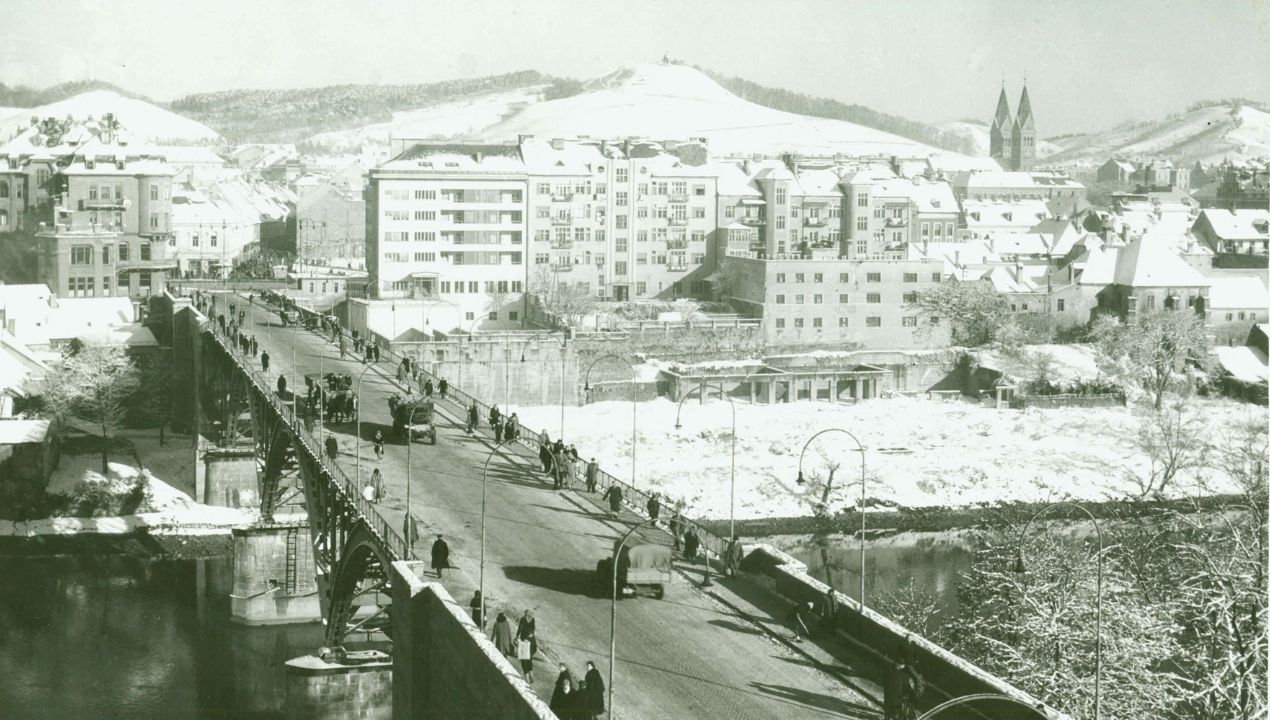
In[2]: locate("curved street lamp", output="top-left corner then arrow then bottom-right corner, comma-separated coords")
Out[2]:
402,402 -> 428,560
1013,502 -> 1104,720
673,382 -> 736,540
608,517 -> 659,719
583,354 -> 638,489
353,363 -> 374,485
795,428 -> 866,611
478,440 -> 505,632
916,693 -> 1053,720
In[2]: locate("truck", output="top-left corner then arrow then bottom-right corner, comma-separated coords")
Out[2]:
388,394 -> 436,444
596,542 -> 672,599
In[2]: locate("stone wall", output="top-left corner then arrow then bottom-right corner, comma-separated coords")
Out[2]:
230,524 -> 322,625
389,561 -> 554,720
741,544 -> 1069,720
285,657 -> 392,720
203,445 -> 260,508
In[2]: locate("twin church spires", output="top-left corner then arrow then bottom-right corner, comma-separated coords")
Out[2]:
989,82 -> 1037,171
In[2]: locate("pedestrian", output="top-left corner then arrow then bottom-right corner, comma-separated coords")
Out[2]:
516,610 -> 537,682
430,534 -> 450,578
669,509 -> 682,550
250,336 -> 258,357
373,430 -> 385,460
581,661 -> 605,720
883,658 -> 924,720
424,379 -> 433,397
469,590 -> 483,628
466,402 -> 479,434
261,351 -> 270,373
325,434 -> 338,461
553,447 -> 569,489
585,458 -> 598,493
539,442 -> 554,477
370,468 -> 384,501
277,374 -> 287,396
507,413 -> 519,439
494,417 -> 505,443
646,493 -> 661,523
489,405 -> 501,431
490,612 -> 515,658
339,334 -> 347,359
724,535 -> 744,577
550,664 -> 576,717
438,378 -> 448,399
363,477 -> 377,502
818,586 -> 840,637
683,526 -> 700,561
788,600 -> 813,642
603,484 -> 623,517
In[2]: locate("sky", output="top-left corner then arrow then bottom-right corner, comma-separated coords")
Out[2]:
2,0 -> 1269,135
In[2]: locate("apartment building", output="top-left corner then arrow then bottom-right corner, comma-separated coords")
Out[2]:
951,171 -> 1084,203
1,116 -> 175,298
722,252 -> 951,349
843,170 -> 960,258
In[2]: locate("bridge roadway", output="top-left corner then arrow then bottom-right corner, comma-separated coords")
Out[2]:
223,292 -> 882,720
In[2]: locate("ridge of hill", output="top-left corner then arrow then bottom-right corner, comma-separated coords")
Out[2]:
0,80 -> 149,108
0,89 -> 222,144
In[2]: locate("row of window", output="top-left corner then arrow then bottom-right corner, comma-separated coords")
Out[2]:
382,252 -> 522,265
535,181 -> 706,196
64,272 -> 152,297
436,280 -> 525,294
775,291 -> 920,305
70,242 -> 154,265
773,271 -> 940,284
533,252 -> 704,267
773,316 -> 923,329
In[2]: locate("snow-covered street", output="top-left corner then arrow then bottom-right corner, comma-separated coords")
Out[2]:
511,395 -> 1260,520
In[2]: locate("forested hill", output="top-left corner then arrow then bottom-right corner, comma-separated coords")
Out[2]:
698,67 -> 965,154
168,71 -> 557,143
0,80 -> 147,107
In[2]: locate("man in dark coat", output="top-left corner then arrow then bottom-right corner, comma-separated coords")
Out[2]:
261,351 -> 270,373
494,417 -> 504,443
438,378 -> 448,399
466,402 -> 479,434
324,434 -> 338,461
883,659 -> 924,720
430,535 -> 450,578
489,405 -> 501,431
424,379 -> 433,397
646,494 -> 661,523
585,458 -> 599,493
581,661 -> 605,719
683,526 -> 700,561
603,484 -> 622,517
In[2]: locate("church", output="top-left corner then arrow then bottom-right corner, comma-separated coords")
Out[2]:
989,84 -> 1038,171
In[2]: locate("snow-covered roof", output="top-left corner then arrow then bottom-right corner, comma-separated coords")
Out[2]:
380,142 -> 525,174
0,419 -> 51,445
1207,275 -> 1270,310
1215,346 -> 1269,384
1112,235 -> 1210,288
793,168 -> 843,197
712,161 -> 764,198
1196,208 -> 1270,240
962,199 -> 1052,230
975,344 -> 1103,385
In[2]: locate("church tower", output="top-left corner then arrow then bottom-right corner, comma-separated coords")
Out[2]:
989,86 -> 1013,167
1010,83 -> 1037,171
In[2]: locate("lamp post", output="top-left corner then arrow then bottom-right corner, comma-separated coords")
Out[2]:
673,382 -> 736,540
1013,502 -> 1104,720
794,428 -> 866,610
402,402 -> 427,560
583,354 -> 638,489
353,364 -> 374,484
608,517 -> 658,720
478,441 -> 505,632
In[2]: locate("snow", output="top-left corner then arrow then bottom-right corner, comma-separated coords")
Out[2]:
1045,103 -> 1270,169
306,85 -> 548,151
512,395 -> 1258,521
0,90 -> 222,144
471,64 -> 948,157
936,120 -> 1063,158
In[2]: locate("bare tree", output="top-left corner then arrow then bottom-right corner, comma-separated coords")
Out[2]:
1092,308 -> 1211,411
41,344 -> 143,473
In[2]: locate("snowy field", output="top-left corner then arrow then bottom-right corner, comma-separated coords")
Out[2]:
510,396 -> 1261,520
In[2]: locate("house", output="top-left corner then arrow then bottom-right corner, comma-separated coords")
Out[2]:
0,418 -> 58,518
1191,208 -> 1270,256
1207,274 -> 1270,325
1082,233 -> 1211,320
1096,159 -> 1135,185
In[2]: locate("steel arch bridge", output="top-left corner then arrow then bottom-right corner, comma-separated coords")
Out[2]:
200,323 -> 407,648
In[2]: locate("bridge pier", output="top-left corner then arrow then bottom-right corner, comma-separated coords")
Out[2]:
231,523 -> 322,625
285,655 -> 393,720
202,443 -> 261,509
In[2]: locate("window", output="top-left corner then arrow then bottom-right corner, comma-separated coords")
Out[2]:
636,281 -> 647,295
149,214 -> 160,230
903,273 -> 918,283
856,217 -> 868,231
813,294 -> 823,304
509,311 -> 519,321
637,231 -> 648,243
775,188 -> 786,205
857,193 -> 869,207
616,215 -> 627,229
210,233 -> 218,247
724,205 -> 734,218
616,192 -> 628,206
616,168 -> 628,183
636,253 -> 647,265
775,294 -> 786,304
775,318 -> 786,329
101,246 -> 111,264
71,245 -> 93,265
793,318 -> 804,328
488,312 -> 498,321
0,181 -> 7,198
614,261 -> 628,276
866,293 -> 881,303
615,237 -> 628,252
118,243 -> 130,261
692,206 -> 705,219
931,273 -> 942,282
866,317 -> 881,327
795,273 -> 805,283
140,243 -> 151,261
813,273 -> 823,283
813,317 -> 822,328
101,276 -> 110,294
839,272 -> 849,282
838,317 -> 849,327
838,293 -> 849,303
776,273 -> 786,283
794,294 -> 805,304
776,216 -> 786,230
1056,299 -> 1065,312
414,231 -> 437,242
637,206 -> 648,219
414,189 -> 436,200
902,316 -> 917,327
902,291 -> 918,304
413,252 -> 436,262
867,272 -> 881,282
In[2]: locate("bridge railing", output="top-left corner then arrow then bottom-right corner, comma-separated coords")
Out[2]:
199,302 -> 412,561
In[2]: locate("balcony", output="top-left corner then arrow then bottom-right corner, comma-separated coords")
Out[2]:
668,217 -> 689,227
550,240 -> 573,250
667,264 -> 689,272
550,193 -> 574,202
552,263 -> 573,273
667,240 -> 689,250
551,215 -> 573,226
669,193 -> 688,203
80,197 -> 128,210
884,216 -> 908,227
804,217 -> 825,227
740,216 -> 765,227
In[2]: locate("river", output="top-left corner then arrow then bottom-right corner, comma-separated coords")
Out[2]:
0,554 -> 323,720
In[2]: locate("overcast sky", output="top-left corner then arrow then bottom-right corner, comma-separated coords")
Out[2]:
2,0 -> 1268,135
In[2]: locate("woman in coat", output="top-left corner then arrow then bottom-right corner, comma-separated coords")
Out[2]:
550,665 -> 579,719
581,660 -> 605,719
490,612 -> 515,657
516,610 -> 537,682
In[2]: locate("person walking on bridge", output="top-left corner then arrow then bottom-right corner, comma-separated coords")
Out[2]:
466,402 -> 479,434
883,657 -> 924,720
430,534 -> 450,578
603,483 -> 623,517
724,536 -> 744,577
489,405 -> 501,432
438,378 -> 448,399
424,378 -> 433,397
372,430 -> 385,460
585,458 -> 598,493
515,610 -> 537,683
325,434 -> 339,462
260,351 -> 270,374
494,416 -> 505,443
646,493 -> 661,524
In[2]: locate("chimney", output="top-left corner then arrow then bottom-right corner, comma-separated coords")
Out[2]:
474,151 -> 484,163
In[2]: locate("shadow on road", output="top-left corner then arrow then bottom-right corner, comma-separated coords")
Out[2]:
748,681 -> 879,718
706,618 -> 766,636
502,565 -> 600,598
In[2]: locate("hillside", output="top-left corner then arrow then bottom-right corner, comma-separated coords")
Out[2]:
1041,101 -> 1270,169
0,90 -> 221,144
468,63 -> 951,157
936,120 -> 1065,158
0,80 -> 146,108
171,72 -> 556,143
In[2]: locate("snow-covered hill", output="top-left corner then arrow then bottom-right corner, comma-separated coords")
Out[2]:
936,120 -> 1064,159
0,90 -> 222,144
1042,103 -> 1270,170
467,64 -> 946,157
305,85 -> 549,150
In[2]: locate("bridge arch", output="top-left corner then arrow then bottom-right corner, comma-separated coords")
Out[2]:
324,523 -> 396,647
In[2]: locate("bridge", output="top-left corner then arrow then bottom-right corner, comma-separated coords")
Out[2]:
154,288 -> 1066,720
